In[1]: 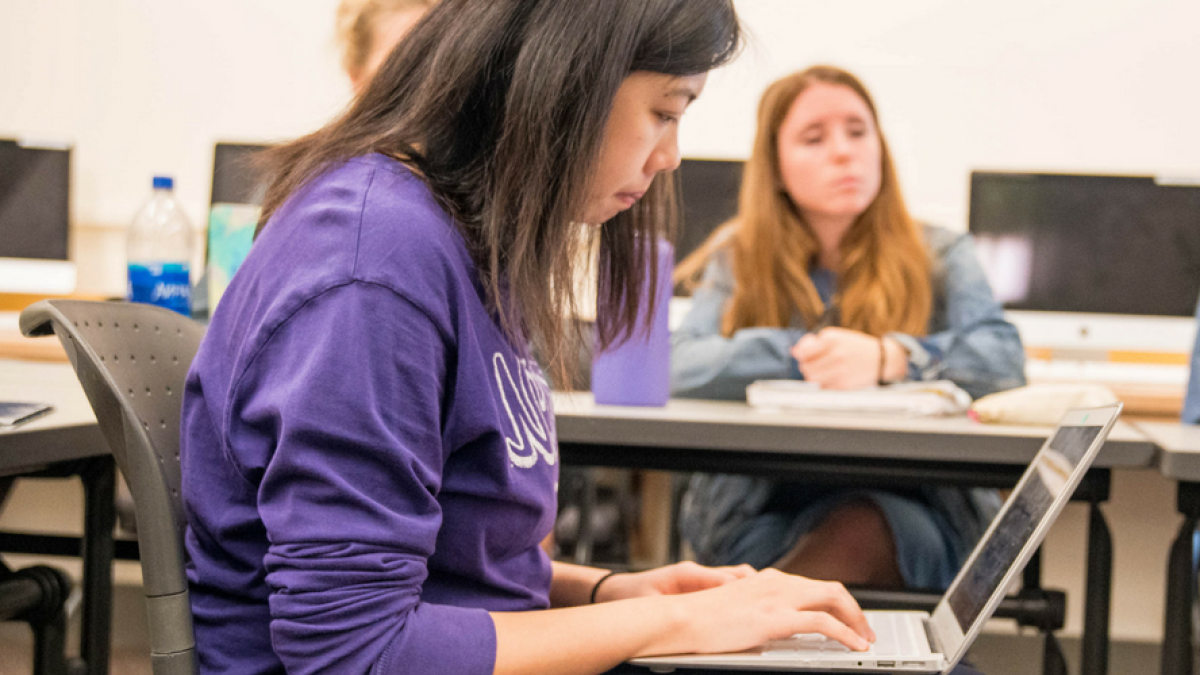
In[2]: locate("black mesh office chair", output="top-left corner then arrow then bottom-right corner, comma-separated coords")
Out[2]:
21,300 -> 203,675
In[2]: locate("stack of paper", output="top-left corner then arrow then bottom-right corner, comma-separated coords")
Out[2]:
745,380 -> 972,417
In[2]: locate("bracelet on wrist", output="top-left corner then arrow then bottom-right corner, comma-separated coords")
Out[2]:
589,571 -> 620,604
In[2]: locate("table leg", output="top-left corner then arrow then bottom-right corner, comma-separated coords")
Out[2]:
1024,548 -> 1058,674
574,469 -> 597,565
1081,501 -> 1112,675
1023,546 -> 1042,593
78,458 -> 115,675
1161,481 -> 1200,675
635,471 -> 672,567
668,473 -> 687,564
1042,632 -> 1068,675
32,597 -> 69,675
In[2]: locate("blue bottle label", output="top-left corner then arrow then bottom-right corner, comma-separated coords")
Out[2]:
128,262 -> 191,315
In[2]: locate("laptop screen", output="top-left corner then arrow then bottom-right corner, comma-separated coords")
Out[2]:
945,424 -> 1102,630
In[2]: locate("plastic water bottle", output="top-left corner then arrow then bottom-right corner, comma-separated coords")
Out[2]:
127,176 -> 193,315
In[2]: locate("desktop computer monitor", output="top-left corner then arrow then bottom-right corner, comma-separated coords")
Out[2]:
211,142 -> 273,206
969,171 -> 1200,377
969,171 -> 1200,318
0,139 -> 76,294
205,142 -> 272,316
675,157 -> 742,273
676,158 -> 743,264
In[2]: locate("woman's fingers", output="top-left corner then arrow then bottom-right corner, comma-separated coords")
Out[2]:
668,562 -> 741,593
764,572 -> 872,643
799,360 -> 847,388
669,569 -> 880,657
793,333 -> 831,362
805,581 -> 873,642
715,564 -> 757,579
785,611 -> 872,652
800,350 -> 878,389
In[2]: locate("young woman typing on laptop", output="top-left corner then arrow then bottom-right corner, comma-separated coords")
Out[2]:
673,66 -> 1026,593
176,4 -> 946,674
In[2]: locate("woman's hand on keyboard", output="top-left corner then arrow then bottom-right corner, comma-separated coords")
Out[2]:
643,568 -> 875,657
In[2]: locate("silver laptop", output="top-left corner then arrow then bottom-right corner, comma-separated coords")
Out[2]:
631,404 -> 1123,674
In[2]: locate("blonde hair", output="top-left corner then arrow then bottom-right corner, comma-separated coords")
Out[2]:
335,0 -> 436,81
677,65 -> 932,338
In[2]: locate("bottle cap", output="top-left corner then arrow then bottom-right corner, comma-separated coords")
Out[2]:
152,176 -> 174,190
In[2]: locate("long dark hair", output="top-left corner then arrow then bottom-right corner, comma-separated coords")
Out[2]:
257,0 -> 741,376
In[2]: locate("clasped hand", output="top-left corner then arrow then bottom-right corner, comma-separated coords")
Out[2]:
792,327 -> 885,390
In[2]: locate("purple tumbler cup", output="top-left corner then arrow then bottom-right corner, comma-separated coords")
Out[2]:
591,238 -> 673,406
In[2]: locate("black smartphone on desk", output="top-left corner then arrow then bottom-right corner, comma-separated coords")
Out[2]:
0,402 -> 54,427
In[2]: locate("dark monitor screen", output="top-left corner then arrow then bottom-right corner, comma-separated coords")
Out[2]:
969,172 -> 1200,317
0,139 -> 70,261
676,158 -> 743,266
211,143 -> 273,206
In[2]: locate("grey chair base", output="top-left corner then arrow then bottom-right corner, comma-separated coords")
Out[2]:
0,563 -> 72,675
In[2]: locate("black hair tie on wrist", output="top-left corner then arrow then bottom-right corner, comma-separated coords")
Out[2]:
589,571 -> 620,604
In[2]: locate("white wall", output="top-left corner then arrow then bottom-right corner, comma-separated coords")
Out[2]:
1,0 -> 348,226
4,0 -> 1200,293
1,0 -> 349,294
686,0 -> 1200,231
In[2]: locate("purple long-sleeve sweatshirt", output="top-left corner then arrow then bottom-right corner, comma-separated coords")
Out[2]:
181,154 -> 559,674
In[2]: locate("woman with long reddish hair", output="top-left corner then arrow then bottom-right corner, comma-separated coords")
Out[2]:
674,66 -> 1025,590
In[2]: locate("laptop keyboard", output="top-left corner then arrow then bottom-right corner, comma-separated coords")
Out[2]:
761,613 -> 907,657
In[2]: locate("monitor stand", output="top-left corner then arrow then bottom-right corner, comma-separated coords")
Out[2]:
0,258 -> 78,295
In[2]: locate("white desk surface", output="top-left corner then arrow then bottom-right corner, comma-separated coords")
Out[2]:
0,361 -> 1155,471
0,359 -> 107,472
1135,421 -> 1200,481
553,391 -> 1155,468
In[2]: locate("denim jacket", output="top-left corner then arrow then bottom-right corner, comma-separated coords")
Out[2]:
671,225 -> 1027,401
1184,298 -> 1200,424
672,226 -> 1025,574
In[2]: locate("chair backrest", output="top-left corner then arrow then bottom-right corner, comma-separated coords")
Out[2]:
21,299 -> 203,675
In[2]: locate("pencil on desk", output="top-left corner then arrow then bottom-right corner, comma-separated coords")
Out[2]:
811,304 -> 838,332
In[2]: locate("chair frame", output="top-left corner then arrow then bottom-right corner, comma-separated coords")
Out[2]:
21,300 -> 203,675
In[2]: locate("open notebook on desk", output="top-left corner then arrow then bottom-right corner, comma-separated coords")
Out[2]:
746,380 -> 972,417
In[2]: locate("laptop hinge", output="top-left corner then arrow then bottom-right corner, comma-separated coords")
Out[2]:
922,617 -> 944,655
